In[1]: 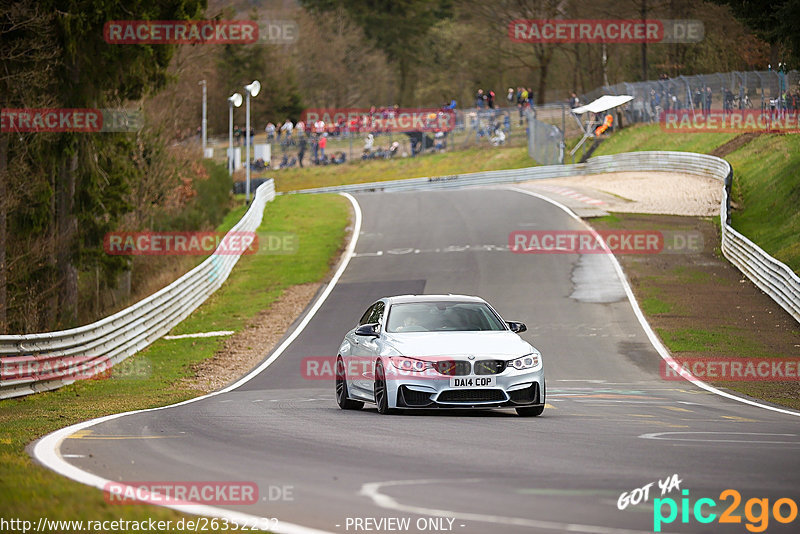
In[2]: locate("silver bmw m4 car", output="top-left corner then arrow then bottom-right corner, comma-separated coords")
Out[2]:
335,295 -> 545,416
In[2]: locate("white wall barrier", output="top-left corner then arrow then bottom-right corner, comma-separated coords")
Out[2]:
0,180 -> 276,399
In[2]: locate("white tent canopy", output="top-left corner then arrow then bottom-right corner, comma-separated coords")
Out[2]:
568,94 -> 634,160
571,95 -> 634,115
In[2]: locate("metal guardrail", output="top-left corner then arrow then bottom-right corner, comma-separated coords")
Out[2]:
292,151 -> 799,323
285,166 -> 575,195
0,180 -> 276,400
720,211 -> 800,324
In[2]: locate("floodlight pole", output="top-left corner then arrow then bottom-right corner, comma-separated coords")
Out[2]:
229,99 -> 234,175
244,80 -> 261,203
228,93 -> 242,176
246,90 -> 251,202
199,80 -> 207,153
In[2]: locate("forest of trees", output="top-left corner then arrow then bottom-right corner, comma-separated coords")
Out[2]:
1,0 -> 796,334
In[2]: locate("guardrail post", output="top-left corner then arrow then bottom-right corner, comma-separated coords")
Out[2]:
724,167 -> 733,226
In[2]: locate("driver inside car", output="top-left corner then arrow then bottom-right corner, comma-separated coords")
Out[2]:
396,315 -> 422,332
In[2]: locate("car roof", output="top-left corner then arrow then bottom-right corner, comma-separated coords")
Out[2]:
384,294 -> 487,305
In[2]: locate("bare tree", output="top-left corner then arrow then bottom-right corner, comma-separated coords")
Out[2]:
293,8 -> 394,108
467,0 -> 566,104
0,1 -> 59,332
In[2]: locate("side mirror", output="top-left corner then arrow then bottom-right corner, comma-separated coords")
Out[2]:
507,321 -> 527,333
355,323 -> 380,337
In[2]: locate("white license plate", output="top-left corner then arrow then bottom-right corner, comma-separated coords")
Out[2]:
449,376 -> 496,388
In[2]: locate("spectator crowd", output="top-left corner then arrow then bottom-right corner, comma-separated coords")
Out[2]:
229,82 -> 543,171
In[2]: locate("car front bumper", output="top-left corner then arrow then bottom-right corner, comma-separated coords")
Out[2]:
387,368 -> 545,409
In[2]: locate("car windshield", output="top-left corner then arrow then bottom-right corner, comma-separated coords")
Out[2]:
386,302 -> 506,333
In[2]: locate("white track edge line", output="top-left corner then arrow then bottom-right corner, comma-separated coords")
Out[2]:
32,192 -> 362,534
507,186 -> 800,418
360,479 -> 654,534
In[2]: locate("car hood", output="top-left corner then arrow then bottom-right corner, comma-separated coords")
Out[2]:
383,331 -> 535,359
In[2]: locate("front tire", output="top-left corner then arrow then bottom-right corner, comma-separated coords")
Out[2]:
336,357 -> 363,410
516,405 -> 544,417
374,360 -> 395,415
516,380 -> 545,417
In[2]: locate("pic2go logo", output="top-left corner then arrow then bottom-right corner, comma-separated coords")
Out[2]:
653,489 -> 798,532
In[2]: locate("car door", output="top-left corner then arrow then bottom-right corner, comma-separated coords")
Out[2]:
344,302 -> 378,398
351,301 -> 385,397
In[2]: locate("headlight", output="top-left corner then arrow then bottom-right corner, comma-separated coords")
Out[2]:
389,357 -> 430,372
509,352 -> 541,370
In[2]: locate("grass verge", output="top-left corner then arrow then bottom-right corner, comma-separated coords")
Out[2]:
591,213 -> 800,410
265,145 -> 532,192
590,123 -> 737,155
0,193 -> 350,529
725,134 -> 800,271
